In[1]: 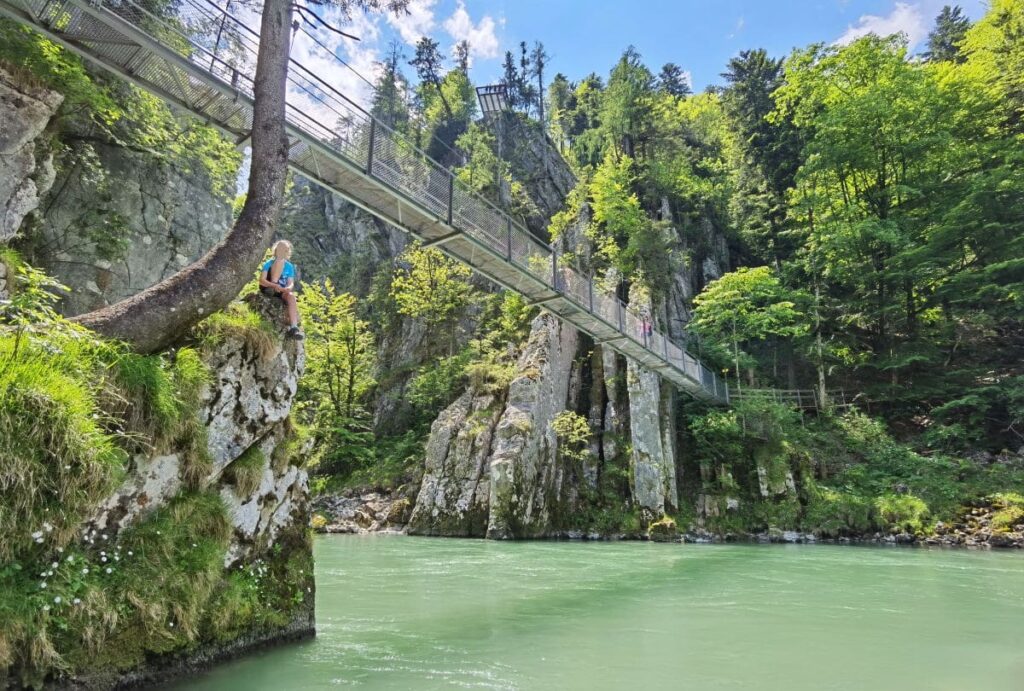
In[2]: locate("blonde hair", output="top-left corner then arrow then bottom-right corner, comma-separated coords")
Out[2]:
272,239 -> 292,257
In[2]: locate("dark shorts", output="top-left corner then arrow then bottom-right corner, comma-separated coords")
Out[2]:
261,286 -> 284,300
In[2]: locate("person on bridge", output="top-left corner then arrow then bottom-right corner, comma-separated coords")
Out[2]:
259,240 -> 304,340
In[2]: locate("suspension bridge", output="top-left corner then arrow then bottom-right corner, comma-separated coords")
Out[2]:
0,0 -> 731,403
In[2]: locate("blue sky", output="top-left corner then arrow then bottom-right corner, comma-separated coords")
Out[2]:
304,0 -> 988,102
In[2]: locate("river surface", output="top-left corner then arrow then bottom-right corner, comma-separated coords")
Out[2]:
177,535 -> 1024,690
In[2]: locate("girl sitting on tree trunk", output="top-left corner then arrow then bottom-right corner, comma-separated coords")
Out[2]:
259,240 -> 304,340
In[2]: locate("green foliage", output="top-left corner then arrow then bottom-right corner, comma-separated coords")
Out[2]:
552,411 -> 592,465
406,349 -> 474,420
0,486 -> 312,685
390,244 -> 475,333
294,281 -> 376,480
875,494 -> 930,534
990,494 -> 1024,532
692,267 -> 808,385
299,281 -> 375,421
802,486 -> 875,538
341,430 -> 425,491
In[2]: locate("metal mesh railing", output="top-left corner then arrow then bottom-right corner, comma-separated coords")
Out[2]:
6,0 -> 728,403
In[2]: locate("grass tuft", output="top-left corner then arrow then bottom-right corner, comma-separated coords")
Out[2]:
195,302 -> 279,363
224,445 -> 267,497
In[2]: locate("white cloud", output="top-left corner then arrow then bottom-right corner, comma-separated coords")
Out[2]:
443,1 -> 500,60
288,6 -> 384,126
727,15 -> 745,39
835,2 -> 929,50
386,0 -> 438,45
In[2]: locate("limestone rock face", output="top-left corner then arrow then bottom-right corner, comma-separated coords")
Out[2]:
89,303 -> 308,566
487,313 -> 579,538
496,115 -> 576,234
202,310 -> 305,474
409,313 -> 579,538
407,389 -> 502,536
0,66 -> 62,243
627,359 -> 678,515
33,137 -> 233,316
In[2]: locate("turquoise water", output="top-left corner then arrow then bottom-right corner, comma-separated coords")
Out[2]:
178,535 -> 1024,690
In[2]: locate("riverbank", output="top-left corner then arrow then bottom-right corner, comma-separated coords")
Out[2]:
312,489 -> 1024,550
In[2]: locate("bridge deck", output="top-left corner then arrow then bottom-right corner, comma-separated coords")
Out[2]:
0,0 -> 729,403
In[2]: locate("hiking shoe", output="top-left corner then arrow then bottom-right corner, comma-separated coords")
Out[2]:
286,326 -> 305,340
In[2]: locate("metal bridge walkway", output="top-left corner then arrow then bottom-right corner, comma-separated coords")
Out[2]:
0,0 -> 729,404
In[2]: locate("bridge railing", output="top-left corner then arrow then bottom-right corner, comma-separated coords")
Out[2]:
22,0 -> 727,402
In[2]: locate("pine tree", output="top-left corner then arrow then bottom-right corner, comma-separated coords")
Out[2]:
371,40 -> 410,131
519,41 -> 538,114
924,5 -> 971,62
657,62 -> 691,97
410,36 -> 452,118
600,46 -> 655,159
502,50 -> 520,108
721,48 -> 801,265
530,41 -> 550,126
453,39 -> 470,74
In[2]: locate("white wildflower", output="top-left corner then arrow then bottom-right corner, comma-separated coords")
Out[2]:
53,596 -> 61,604
105,567 -> 113,574
39,582 -> 47,589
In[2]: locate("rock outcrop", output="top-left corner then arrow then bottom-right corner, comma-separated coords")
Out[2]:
0,65 -> 61,243
89,297 -> 306,538
30,136 -> 234,316
409,312 -> 582,537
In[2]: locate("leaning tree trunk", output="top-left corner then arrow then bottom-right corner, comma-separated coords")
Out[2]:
75,0 -> 293,353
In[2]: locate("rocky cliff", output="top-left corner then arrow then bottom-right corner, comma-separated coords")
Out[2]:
397,117 -> 730,538
0,65 -> 61,245
29,134 -> 235,316
0,61 -> 312,687
0,291 -> 314,688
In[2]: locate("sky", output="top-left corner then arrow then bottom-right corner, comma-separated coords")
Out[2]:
305,0 -> 989,104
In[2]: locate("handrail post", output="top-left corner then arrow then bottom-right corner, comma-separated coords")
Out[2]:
551,246 -> 559,291
366,119 -> 376,176
446,169 -> 454,226
617,297 -> 624,333
506,219 -> 512,261
588,277 -> 594,313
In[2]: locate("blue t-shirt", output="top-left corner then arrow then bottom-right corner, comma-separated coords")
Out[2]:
262,258 -> 295,288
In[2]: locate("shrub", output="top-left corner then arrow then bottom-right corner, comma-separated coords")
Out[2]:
875,494 -> 930,534
802,487 -> 875,537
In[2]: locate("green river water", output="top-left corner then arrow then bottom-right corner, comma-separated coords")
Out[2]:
177,535 -> 1024,690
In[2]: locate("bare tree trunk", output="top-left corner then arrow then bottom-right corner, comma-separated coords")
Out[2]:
75,0 -> 293,353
